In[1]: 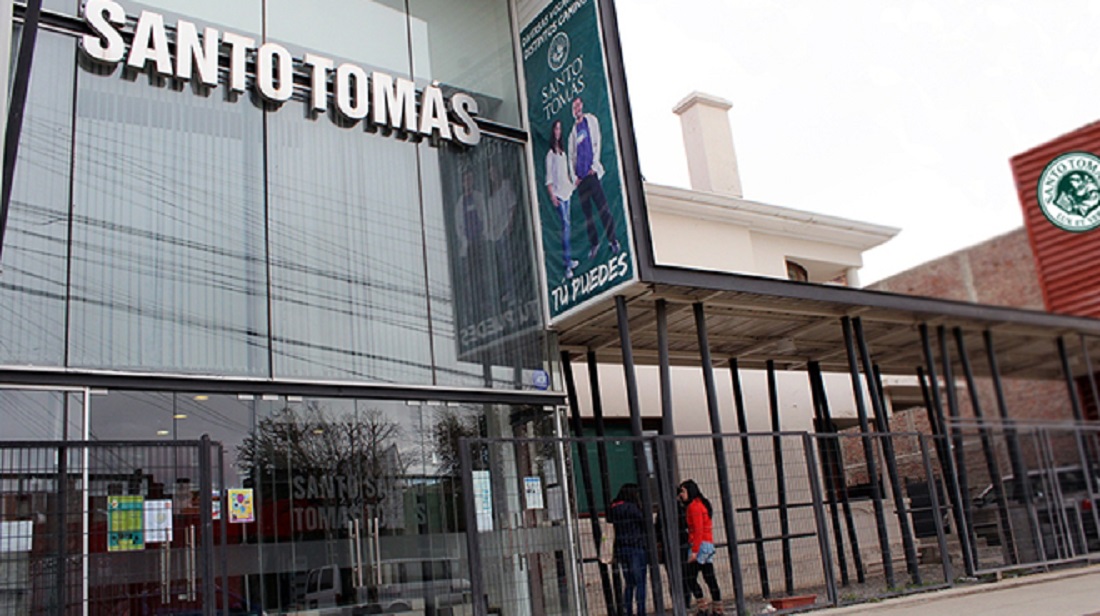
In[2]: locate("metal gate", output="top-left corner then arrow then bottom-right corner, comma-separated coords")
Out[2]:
0,438 -> 226,615
458,427 -> 1100,616
457,434 -> 849,616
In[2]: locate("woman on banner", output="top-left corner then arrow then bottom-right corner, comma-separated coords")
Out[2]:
545,119 -> 579,280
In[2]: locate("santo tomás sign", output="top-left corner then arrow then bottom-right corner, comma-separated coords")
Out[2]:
79,0 -> 481,147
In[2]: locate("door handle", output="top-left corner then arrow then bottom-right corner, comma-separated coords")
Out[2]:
187,526 -> 197,602
160,541 -> 170,604
354,518 -> 364,589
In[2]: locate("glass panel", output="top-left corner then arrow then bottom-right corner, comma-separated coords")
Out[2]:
36,0 -> 78,16
0,389 -> 81,440
266,103 -> 432,384
265,0 -> 413,75
69,50 -> 268,375
127,0 -> 262,34
0,32 -> 73,366
407,0 -> 521,126
422,138 -> 548,389
239,398 -> 431,613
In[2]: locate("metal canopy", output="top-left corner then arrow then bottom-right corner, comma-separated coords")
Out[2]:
555,266 -> 1100,380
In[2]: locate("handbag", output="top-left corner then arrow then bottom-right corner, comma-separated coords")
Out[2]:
598,520 -> 615,565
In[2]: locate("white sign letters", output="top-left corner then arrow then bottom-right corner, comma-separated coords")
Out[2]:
79,0 -> 481,146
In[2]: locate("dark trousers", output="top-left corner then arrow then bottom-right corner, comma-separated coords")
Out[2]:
685,561 -> 721,602
577,173 -> 616,249
616,548 -> 647,616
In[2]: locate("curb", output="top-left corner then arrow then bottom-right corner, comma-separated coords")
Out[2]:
808,564 -> 1100,615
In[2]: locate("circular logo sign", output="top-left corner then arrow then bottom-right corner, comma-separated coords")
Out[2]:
1037,152 -> 1100,232
547,32 -> 570,72
532,370 -> 550,391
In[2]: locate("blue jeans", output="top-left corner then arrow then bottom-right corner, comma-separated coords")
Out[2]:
557,197 -> 573,270
617,548 -> 647,616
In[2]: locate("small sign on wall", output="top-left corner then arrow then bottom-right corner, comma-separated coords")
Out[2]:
108,495 -> 144,552
143,499 -> 173,543
524,476 -> 544,510
473,470 -> 493,531
228,488 -> 254,524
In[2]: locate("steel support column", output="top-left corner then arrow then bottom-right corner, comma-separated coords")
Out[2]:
919,323 -> 975,576
937,326 -> 977,569
802,434 -> 838,606
561,351 -> 617,614
1055,336 -> 1100,553
657,300 -> 674,436
200,435 -> 215,616
615,296 -> 666,616
983,330 -> 1044,566
953,328 -> 1016,563
0,0 -> 43,260
918,435 -> 955,583
767,359 -> 794,595
730,358 -> 770,596
693,302 -> 746,615
807,361 -> 854,586
459,438 -> 486,616
585,349 -> 616,512
840,316 -> 894,587
854,318 -> 921,584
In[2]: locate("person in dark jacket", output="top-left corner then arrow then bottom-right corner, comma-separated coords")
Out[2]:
609,483 -> 647,616
679,479 -> 721,615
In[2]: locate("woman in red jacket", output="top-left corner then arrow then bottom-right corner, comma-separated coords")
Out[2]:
679,480 -> 722,615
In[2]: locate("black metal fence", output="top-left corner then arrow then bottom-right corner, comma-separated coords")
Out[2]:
460,422 -> 1100,616
0,438 -> 224,615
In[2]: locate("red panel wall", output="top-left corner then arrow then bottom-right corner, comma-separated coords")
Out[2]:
1011,121 -> 1100,318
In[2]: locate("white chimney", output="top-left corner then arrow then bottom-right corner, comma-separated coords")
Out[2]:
673,92 -> 743,197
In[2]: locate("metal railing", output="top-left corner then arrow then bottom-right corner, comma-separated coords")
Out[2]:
460,422 -> 1100,615
0,438 -> 224,616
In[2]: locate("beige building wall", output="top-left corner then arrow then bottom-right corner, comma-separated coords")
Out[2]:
567,92 -> 899,430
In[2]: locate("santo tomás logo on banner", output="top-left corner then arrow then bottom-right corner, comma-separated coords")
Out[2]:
1036,152 -> 1100,233
522,0 -> 635,322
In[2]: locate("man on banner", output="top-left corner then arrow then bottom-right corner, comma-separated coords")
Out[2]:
568,96 -> 620,260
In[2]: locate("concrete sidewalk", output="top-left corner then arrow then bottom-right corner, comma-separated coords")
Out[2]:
809,565 -> 1100,616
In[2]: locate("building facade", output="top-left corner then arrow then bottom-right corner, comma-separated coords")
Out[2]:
0,1 -> 567,613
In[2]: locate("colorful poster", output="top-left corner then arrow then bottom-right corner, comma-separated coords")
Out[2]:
108,495 -> 144,552
228,488 -> 254,524
143,499 -> 173,543
521,0 -> 636,321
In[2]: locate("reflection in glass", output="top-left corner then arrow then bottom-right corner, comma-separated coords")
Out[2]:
267,108 -> 432,384
408,0 -> 521,126
0,33 -> 74,366
0,389 -> 83,440
125,0 -> 262,35
423,139 -> 548,388
69,53 -> 268,375
264,0 -> 416,75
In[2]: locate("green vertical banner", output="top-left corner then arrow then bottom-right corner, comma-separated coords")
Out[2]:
108,495 -> 145,552
522,0 -> 636,321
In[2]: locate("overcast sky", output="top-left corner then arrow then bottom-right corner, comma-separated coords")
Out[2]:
614,0 -> 1100,284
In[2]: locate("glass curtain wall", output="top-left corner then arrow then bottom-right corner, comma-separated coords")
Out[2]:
86,390 -> 555,615
0,0 -> 551,391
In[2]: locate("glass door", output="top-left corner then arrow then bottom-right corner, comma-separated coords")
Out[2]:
0,386 -> 88,614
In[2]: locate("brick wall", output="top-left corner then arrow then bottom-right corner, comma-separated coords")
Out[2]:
868,227 -> 1076,426
870,228 -> 1044,310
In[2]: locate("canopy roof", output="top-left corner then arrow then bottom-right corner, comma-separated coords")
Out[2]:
556,266 -> 1100,381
